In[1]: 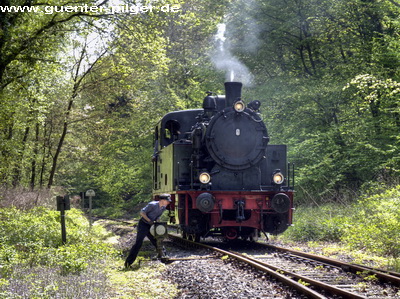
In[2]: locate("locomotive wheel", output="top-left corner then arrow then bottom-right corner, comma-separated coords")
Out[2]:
188,233 -> 200,242
181,231 -> 200,242
263,212 -> 289,235
249,234 -> 259,242
239,229 -> 259,242
182,231 -> 187,239
193,234 -> 200,242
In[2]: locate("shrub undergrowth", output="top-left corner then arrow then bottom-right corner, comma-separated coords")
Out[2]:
0,206 -> 118,298
342,186 -> 400,258
282,203 -> 349,242
282,185 -> 400,270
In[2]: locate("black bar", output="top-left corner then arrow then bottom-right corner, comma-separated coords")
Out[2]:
292,163 -> 295,190
56,195 -> 67,244
61,208 -> 66,244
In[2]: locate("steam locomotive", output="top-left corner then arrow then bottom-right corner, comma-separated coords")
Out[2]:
152,82 -> 294,241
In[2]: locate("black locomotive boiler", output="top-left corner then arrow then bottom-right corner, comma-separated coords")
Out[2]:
152,82 -> 294,241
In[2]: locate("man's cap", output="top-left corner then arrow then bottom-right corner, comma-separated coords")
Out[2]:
159,194 -> 172,202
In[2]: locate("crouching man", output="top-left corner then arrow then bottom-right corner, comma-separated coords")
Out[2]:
124,194 -> 171,268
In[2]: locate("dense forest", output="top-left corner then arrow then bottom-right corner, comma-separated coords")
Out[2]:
1,0 -> 399,206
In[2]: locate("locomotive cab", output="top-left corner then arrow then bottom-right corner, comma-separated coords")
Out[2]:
152,82 -> 294,241
152,109 -> 201,192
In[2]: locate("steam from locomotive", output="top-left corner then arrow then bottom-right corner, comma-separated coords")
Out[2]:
212,23 -> 253,85
152,82 -> 294,241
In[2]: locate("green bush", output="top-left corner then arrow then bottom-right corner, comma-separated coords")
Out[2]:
282,204 -> 349,242
341,186 -> 400,257
283,186 -> 400,259
0,206 -> 61,247
0,207 -> 117,275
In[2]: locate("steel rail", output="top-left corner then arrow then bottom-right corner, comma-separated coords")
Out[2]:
168,234 -> 367,298
351,264 -> 400,279
260,243 -> 400,287
228,250 -> 367,299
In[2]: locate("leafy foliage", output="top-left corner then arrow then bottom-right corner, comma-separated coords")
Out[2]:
0,0 -> 399,207
51,0 -> 226,204
342,186 -> 400,257
0,205 -> 177,298
234,0 -> 400,201
3,0 -> 399,295
0,207 -> 116,275
108,261 -> 179,299
283,186 -> 400,259
282,204 -> 347,242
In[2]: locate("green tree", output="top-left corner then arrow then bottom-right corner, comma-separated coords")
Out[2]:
57,0 -> 227,204
225,0 -> 400,201
0,0 -> 111,188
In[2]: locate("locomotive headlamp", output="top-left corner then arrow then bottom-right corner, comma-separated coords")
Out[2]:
233,100 -> 245,112
199,172 -> 211,184
272,171 -> 285,185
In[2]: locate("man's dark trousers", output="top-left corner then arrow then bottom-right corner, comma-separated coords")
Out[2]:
125,219 -> 158,265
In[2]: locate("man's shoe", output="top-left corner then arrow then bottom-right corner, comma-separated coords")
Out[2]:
124,260 -> 132,268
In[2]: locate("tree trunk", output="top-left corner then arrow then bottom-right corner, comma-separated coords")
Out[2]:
46,45 -> 105,188
30,122 -> 40,190
11,126 -> 30,187
47,99 -> 74,188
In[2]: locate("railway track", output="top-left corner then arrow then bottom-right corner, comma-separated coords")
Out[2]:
93,218 -> 399,297
259,242 -> 400,287
168,234 -> 400,298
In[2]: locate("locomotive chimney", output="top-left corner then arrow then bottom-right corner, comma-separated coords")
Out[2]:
224,82 -> 242,108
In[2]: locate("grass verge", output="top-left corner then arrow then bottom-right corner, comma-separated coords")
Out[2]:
279,185 -> 400,271
0,206 -> 179,298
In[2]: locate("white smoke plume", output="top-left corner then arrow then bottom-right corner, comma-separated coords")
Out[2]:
210,0 -> 260,86
211,23 -> 253,86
